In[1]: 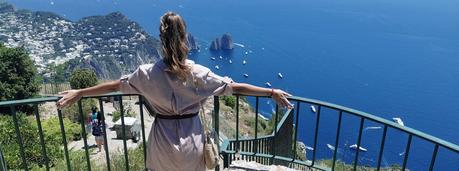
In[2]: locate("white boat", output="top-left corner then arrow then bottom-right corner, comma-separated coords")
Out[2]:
349,144 -> 367,152
243,60 -> 247,65
243,74 -> 249,78
261,47 -> 265,50
219,55 -> 223,59
229,59 -> 233,64
278,72 -> 283,78
215,65 -> 219,70
245,51 -> 249,55
305,146 -> 314,151
392,117 -> 405,126
327,144 -> 335,151
265,82 -> 272,87
210,57 -> 216,60
310,105 -> 317,113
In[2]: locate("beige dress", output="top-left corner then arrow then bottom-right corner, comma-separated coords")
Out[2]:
119,59 -> 233,171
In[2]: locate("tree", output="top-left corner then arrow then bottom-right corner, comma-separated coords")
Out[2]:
69,68 -> 98,89
0,44 -> 39,101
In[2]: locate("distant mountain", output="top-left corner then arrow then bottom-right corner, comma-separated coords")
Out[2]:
0,2 -> 160,79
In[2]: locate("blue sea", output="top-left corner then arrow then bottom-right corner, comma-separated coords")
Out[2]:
7,0 -> 459,170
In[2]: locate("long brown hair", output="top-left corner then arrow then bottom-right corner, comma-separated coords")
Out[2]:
159,12 -> 190,79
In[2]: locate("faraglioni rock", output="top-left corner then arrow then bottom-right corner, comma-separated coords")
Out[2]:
220,33 -> 233,50
187,32 -> 199,50
209,38 -> 221,50
209,33 -> 233,50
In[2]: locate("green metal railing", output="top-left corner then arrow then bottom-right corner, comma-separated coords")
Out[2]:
1,93 -> 459,170
216,95 -> 459,171
0,93 -> 148,171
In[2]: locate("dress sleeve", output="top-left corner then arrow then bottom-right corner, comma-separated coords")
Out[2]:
119,65 -> 150,94
197,69 -> 234,97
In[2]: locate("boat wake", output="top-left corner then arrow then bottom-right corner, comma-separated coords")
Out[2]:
364,126 -> 382,131
233,42 -> 245,48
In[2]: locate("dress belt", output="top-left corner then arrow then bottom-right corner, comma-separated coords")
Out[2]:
155,112 -> 199,119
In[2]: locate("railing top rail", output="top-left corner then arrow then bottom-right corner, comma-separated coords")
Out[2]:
288,95 -> 459,153
1,93 -> 458,153
0,92 -> 138,107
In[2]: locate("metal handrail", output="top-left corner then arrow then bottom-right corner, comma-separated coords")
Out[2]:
288,96 -> 459,153
1,93 -> 459,171
217,95 -> 459,171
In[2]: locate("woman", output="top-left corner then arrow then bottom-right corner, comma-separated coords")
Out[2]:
57,12 -> 292,171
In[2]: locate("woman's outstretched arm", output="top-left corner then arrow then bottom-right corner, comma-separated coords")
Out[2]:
56,80 -> 121,108
230,82 -> 293,109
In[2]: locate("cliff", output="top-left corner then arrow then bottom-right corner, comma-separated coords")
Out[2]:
0,3 -> 160,80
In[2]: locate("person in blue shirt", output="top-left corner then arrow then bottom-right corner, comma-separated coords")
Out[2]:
90,107 -> 105,153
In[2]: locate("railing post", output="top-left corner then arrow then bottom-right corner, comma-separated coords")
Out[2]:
98,98 -> 111,171
273,109 -> 294,166
254,97 -> 259,154
57,109 -> 71,171
376,125 -> 388,171
138,96 -> 148,170
353,118 -> 365,171
292,101 -> 300,161
213,96 -> 220,146
119,97 -> 130,171
78,100 -> 92,171
332,111 -> 343,171
235,95 -> 240,154
310,105 -> 321,166
11,106 -> 29,171
213,96 -> 220,171
33,104 -> 50,171
0,143 -> 7,171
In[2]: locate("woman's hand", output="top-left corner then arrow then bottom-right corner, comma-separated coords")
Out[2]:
56,90 -> 82,109
272,89 -> 293,109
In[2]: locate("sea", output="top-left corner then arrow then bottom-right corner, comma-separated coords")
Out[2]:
6,0 -> 459,170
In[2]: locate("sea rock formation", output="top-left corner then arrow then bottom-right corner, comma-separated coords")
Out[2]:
209,33 -> 233,50
186,32 -> 199,50
209,38 -> 220,50
220,33 -> 233,50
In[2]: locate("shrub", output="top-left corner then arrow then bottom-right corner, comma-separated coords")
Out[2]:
39,116 -> 81,142
69,69 -> 98,89
112,103 -> 136,122
221,96 -> 236,109
0,44 -> 40,101
0,44 -> 40,114
0,113 -> 84,170
0,114 -> 59,169
62,98 -> 98,124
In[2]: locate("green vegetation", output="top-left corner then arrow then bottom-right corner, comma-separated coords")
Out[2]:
61,99 -> 98,123
0,113 -> 79,169
112,103 -> 137,122
0,44 -> 40,101
317,159 -> 405,171
33,145 -> 145,171
69,69 -> 98,89
221,96 -> 236,109
0,44 -> 40,114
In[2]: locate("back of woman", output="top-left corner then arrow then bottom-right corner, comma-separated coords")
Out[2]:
57,11 -> 292,171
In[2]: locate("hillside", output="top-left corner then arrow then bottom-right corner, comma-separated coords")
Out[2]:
0,2 -> 160,79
